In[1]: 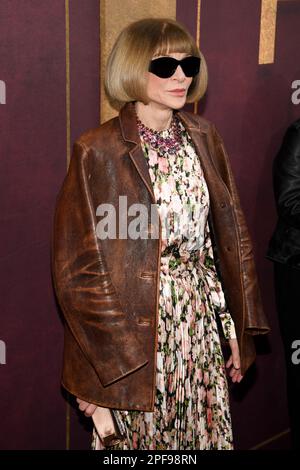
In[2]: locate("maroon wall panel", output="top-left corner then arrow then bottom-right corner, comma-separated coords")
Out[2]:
0,0 -> 99,449
177,0 -> 300,449
69,0 -> 100,145
0,0 -> 66,449
68,0 -> 100,450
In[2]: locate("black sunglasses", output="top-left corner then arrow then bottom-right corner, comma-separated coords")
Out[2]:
149,56 -> 201,78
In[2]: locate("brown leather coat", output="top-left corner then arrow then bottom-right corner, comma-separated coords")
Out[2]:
52,101 -> 270,411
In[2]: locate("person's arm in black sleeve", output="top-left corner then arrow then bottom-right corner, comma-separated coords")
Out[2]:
273,123 -> 300,229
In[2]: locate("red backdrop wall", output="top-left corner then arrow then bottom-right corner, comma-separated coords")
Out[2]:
0,0 -> 99,449
0,0 -> 299,449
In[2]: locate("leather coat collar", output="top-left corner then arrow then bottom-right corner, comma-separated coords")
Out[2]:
119,101 -> 208,145
118,101 -> 211,203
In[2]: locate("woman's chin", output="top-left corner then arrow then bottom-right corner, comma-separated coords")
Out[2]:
167,98 -> 187,109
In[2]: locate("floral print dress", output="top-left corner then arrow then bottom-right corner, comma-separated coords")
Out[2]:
92,112 -> 237,450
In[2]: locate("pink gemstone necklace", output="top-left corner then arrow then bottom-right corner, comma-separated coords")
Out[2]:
136,111 -> 183,155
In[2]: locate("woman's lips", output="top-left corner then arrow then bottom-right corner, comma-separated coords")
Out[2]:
168,89 -> 186,96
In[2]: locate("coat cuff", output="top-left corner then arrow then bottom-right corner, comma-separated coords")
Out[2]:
219,312 -> 237,340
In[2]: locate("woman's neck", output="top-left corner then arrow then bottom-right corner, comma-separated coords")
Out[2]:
134,101 -> 173,131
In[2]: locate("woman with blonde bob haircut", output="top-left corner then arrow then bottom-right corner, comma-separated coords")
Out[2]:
53,17 -> 269,450
104,17 -> 208,110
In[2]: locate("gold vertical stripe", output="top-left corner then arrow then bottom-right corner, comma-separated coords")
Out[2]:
65,0 -> 71,450
99,0 -> 102,124
195,0 -> 201,60
259,0 -> 278,64
194,0 -> 201,115
65,0 -> 71,168
65,398 -> 71,450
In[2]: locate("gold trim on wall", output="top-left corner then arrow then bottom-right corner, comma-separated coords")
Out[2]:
99,0 -> 102,124
65,0 -> 71,169
99,0 -> 176,124
193,0 -> 201,115
65,0 -> 71,450
65,399 -> 71,450
259,0 -> 278,64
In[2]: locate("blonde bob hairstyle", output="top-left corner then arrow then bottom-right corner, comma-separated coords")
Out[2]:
104,17 -> 208,111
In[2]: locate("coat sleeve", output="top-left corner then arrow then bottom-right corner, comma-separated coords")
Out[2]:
210,125 -> 270,336
52,141 -> 148,388
273,124 -> 300,229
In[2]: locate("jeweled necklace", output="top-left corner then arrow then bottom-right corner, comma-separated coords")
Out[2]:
135,110 -> 183,155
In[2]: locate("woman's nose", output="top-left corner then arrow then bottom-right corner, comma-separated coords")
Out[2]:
172,65 -> 186,80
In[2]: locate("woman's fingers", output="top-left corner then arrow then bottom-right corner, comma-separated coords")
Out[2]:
76,398 -> 97,416
233,370 -> 243,383
226,355 -> 233,369
84,404 -> 97,417
228,362 -> 243,382
230,367 -> 242,382
227,339 -> 244,383
228,339 -> 240,368
76,398 -> 88,411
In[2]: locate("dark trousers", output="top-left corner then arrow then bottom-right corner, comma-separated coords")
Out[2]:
274,262 -> 300,449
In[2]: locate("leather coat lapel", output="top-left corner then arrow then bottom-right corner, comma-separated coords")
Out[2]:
119,102 -> 156,203
129,145 -> 156,203
176,109 -> 217,184
118,101 -> 216,204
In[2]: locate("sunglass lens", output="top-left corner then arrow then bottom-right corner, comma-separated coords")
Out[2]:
181,57 -> 201,77
149,57 -> 176,78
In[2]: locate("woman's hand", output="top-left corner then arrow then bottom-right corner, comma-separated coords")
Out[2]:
226,338 -> 243,383
76,398 -> 97,417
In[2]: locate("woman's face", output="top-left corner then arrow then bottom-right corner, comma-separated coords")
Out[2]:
146,52 -> 193,110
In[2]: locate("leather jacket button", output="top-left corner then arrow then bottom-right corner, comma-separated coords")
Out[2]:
220,202 -> 226,208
